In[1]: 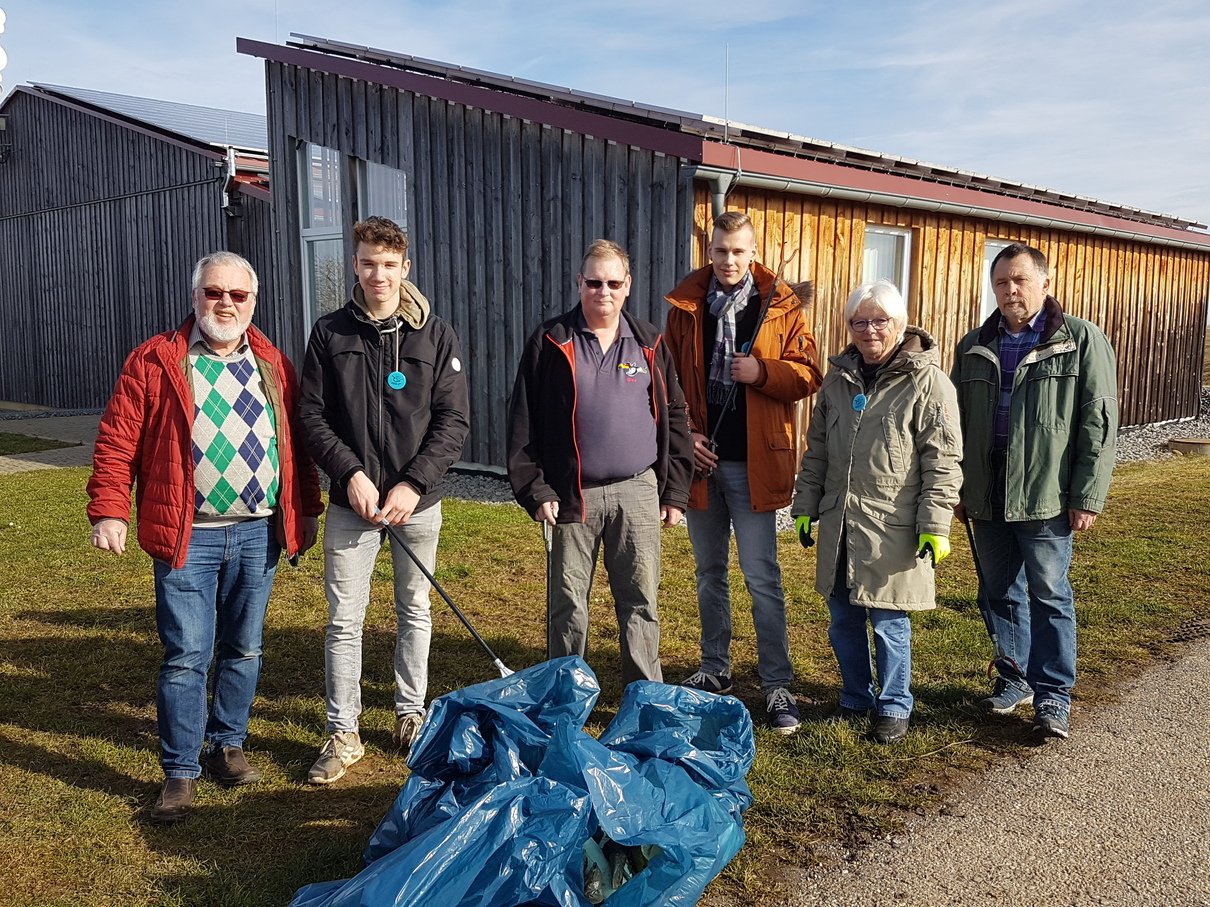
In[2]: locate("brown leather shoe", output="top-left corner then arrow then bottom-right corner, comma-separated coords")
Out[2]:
202,746 -> 263,786
149,778 -> 197,823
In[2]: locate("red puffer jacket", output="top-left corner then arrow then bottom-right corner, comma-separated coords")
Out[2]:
87,316 -> 323,568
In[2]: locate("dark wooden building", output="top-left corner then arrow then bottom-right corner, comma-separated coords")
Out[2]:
0,85 -> 274,409
238,35 -> 1210,470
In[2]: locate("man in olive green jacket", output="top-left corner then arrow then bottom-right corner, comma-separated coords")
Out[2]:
952,242 -> 1117,741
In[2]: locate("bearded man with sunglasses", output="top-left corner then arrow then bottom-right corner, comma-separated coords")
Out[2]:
507,240 -> 693,684
88,251 -> 323,823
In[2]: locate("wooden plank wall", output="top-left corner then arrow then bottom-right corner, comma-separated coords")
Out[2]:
694,186 -> 1210,428
228,189 -> 281,349
265,62 -> 698,467
0,92 -> 232,409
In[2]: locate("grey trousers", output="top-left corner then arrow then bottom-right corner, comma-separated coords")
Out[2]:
548,469 -> 663,684
321,502 -> 442,732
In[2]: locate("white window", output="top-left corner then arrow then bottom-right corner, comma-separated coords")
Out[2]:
299,143 -> 347,323
299,148 -> 413,326
357,159 -> 408,230
981,239 -> 1014,321
863,226 -> 912,296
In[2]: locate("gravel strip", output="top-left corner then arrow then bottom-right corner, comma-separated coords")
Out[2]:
774,641 -> 1210,907
6,387 -> 1206,507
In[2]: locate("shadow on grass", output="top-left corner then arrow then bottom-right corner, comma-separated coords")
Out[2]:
140,780 -> 406,905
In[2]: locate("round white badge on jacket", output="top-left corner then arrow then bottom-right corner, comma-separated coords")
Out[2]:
451,358 -> 462,372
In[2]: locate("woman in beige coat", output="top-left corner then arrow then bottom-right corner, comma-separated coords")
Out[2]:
791,280 -> 962,743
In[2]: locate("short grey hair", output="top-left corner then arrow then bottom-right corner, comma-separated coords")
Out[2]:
192,251 -> 259,296
991,242 -> 1048,279
844,280 -> 908,343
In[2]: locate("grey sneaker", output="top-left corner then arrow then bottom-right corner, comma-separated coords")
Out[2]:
766,688 -> 800,735
1032,701 -> 1070,739
681,671 -> 733,695
307,731 -> 365,785
393,712 -> 424,752
980,677 -> 1034,714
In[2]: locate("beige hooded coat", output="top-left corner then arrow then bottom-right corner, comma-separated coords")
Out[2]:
791,326 -> 963,611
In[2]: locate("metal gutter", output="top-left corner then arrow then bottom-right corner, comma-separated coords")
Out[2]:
690,162 -> 1210,253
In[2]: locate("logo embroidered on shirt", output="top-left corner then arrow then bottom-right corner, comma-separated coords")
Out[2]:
617,362 -> 649,383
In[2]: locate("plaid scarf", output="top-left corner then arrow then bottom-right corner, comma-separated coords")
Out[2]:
706,270 -> 755,404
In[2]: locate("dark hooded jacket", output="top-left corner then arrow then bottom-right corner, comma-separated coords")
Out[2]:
299,280 -> 471,513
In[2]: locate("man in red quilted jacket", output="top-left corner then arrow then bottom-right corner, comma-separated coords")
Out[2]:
87,252 -> 323,823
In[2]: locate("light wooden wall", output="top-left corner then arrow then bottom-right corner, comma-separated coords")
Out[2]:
694,186 -> 1210,427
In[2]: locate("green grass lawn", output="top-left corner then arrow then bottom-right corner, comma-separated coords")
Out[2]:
0,430 -> 78,456
1,458 -> 1208,905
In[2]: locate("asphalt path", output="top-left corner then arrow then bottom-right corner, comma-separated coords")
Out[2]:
782,641 -> 1210,906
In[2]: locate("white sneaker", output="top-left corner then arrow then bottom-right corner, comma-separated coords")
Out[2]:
393,712 -> 425,752
307,731 -> 364,785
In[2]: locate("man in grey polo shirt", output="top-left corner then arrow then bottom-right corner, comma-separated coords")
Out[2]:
508,239 -> 694,683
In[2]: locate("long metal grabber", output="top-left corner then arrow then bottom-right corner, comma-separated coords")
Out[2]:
378,516 -> 514,678
962,512 -> 1023,679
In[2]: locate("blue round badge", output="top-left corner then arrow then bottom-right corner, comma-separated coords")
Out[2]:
852,393 -> 868,412
387,371 -> 407,390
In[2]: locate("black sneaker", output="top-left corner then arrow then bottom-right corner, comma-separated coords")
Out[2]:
832,706 -> 873,722
681,670 -> 733,695
1032,701 -> 1070,739
871,715 -> 910,744
766,688 -> 800,735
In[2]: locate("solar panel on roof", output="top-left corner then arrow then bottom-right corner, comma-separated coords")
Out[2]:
32,84 -> 267,151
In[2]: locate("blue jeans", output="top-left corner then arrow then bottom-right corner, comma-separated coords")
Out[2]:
972,514 -> 1076,710
685,460 -> 793,693
153,519 -> 281,779
550,470 -> 663,684
322,503 -> 442,732
826,591 -> 914,718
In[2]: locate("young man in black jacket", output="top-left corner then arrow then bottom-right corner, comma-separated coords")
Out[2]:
299,217 -> 470,783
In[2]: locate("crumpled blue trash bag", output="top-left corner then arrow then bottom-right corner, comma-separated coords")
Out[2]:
289,655 -> 755,907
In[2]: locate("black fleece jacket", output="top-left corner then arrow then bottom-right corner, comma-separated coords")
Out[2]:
506,305 -> 693,523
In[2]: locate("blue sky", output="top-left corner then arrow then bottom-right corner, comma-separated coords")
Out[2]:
3,0 -> 1208,224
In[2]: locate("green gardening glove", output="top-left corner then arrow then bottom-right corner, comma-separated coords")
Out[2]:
917,533 -> 951,565
795,515 -> 815,548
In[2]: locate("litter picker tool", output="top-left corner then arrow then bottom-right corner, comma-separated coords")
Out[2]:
542,520 -> 553,661
378,514 -> 513,678
962,512 -> 1022,679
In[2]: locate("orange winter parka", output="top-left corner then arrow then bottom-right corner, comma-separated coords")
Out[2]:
664,261 -> 823,512
87,316 -> 324,568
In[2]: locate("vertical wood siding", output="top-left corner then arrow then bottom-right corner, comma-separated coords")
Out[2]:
0,94 -> 220,407
266,63 -> 697,467
0,92 -> 277,409
694,186 -> 1210,429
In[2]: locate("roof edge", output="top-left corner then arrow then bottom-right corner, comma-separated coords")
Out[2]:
699,144 -> 1210,251
236,37 -> 701,160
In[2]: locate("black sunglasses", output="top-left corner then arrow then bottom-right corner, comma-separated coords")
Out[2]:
201,288 -> 253,303
582,278 -> 626,290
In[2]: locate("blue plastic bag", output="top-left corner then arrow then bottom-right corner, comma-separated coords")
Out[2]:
289,656 -> 755,907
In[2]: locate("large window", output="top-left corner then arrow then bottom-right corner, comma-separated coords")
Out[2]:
863,226 -> 912,296
981,239 -> 1014,321
299,143 -> 347,322
357,159 -> 408,229
298,146 -> 413,327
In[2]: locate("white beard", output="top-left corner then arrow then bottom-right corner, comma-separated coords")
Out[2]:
195,309 -> 250,345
